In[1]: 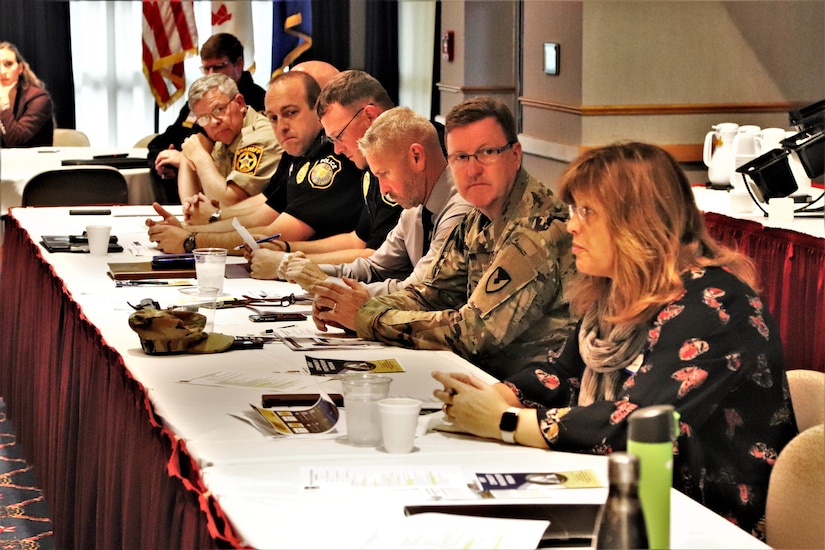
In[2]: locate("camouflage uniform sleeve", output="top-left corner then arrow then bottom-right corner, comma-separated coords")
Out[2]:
355,219 -> 569,359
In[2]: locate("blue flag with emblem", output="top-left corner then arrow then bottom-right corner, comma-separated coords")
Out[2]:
271,0 -> 312,79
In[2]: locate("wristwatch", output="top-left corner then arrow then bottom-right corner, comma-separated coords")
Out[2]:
499,407 -> 520,444
183,232 -> 197,253
208,209 -> 222,223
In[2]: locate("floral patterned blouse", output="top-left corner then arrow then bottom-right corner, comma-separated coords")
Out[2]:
504,266 -> 797,540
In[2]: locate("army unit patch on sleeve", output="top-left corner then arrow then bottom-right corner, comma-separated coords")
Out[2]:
234,145 -> 264,175
485,266 -> 512,293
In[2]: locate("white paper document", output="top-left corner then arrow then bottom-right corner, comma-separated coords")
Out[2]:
232,217 -> 259,250
179,370 -> 320,391
360,513 -> 549,550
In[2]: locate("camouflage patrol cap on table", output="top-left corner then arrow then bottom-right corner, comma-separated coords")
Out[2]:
128,309 -> 234,355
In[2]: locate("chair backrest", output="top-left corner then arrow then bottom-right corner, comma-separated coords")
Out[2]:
787,369 -> 825,432
52,128 -> 91,147
22,166 -> 129,207
765,424 -> 825,549
133,133 -> 158,148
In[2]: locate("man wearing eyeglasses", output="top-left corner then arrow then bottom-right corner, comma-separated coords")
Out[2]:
147,33 -> 268,203
174,72 -> 281,210
313,97 -> 577,380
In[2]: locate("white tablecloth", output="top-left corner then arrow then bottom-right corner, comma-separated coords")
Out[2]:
11,205 -> 770,550
0,146 -> 155,215
693,185 -> 825,238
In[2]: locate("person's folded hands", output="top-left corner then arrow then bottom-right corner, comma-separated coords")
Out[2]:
279,255 -> 328,292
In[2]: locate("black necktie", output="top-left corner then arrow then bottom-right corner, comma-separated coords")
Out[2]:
422,208 -> 434,256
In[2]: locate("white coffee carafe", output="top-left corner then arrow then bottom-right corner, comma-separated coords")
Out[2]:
730,125 -> 761,190
703,123 -> 739,187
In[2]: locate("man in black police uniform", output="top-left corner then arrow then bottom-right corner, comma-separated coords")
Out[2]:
147,33 -> 265,203
251,70 -> 404,267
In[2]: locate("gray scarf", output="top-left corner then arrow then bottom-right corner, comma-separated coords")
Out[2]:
577,304 -> 649,406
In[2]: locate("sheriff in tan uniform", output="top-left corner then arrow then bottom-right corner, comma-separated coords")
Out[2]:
355,168 -> 576,379
213,107 -> 282,197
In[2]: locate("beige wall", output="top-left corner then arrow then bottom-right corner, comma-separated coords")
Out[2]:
439,0 -> 825,186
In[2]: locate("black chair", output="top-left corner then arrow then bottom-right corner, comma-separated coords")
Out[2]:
22,166 -> 129,207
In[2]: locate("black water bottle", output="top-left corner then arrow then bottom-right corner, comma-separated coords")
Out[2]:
594,452 -> 649,549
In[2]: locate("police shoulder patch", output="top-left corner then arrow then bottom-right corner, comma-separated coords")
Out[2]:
362,172 -> 372,198
296,161 -> 310,184
308,156 -> 342,189
234,145 -> 264,175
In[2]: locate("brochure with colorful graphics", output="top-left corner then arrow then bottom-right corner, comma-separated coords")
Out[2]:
250,396 -> 340,435
305,356 -> 404,375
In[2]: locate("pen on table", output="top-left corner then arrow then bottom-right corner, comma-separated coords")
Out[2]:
233,233 -> 281,250
116,279 -> 191,287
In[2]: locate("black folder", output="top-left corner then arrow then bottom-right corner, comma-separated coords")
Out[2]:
62,156 -> 149,170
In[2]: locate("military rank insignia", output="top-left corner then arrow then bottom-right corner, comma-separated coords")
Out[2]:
296,156 -> 341,189
234,145 -> 263,175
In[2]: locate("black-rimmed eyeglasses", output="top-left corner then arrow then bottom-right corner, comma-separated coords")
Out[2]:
324,105 -> 368,145
446,142 -> 515,166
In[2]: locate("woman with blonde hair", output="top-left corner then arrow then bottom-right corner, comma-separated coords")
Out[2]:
0,41 -> 54,147
433,142 -> 796,539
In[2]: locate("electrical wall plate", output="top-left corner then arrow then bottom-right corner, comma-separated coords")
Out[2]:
544,42 -> 559,75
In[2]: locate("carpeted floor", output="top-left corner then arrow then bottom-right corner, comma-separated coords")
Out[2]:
0,399 -> 54,550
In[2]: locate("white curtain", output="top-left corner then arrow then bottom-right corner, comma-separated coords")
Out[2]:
69,1 -> 272,149
398,1 -> 435,118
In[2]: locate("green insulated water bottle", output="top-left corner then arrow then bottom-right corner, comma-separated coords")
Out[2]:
627,405 -> 680,549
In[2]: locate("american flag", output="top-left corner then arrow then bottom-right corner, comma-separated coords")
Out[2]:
142,0 -> 199,111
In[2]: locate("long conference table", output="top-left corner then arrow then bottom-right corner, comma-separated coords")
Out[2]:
0,146 -> 156,215
0,205 -> 771,549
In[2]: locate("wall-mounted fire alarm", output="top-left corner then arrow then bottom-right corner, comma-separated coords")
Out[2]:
441,31 -> 454,62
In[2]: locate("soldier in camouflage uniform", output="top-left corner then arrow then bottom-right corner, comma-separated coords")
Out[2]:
313,97 -> 576,379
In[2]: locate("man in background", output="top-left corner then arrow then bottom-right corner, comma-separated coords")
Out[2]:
147,33 -> 266,203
